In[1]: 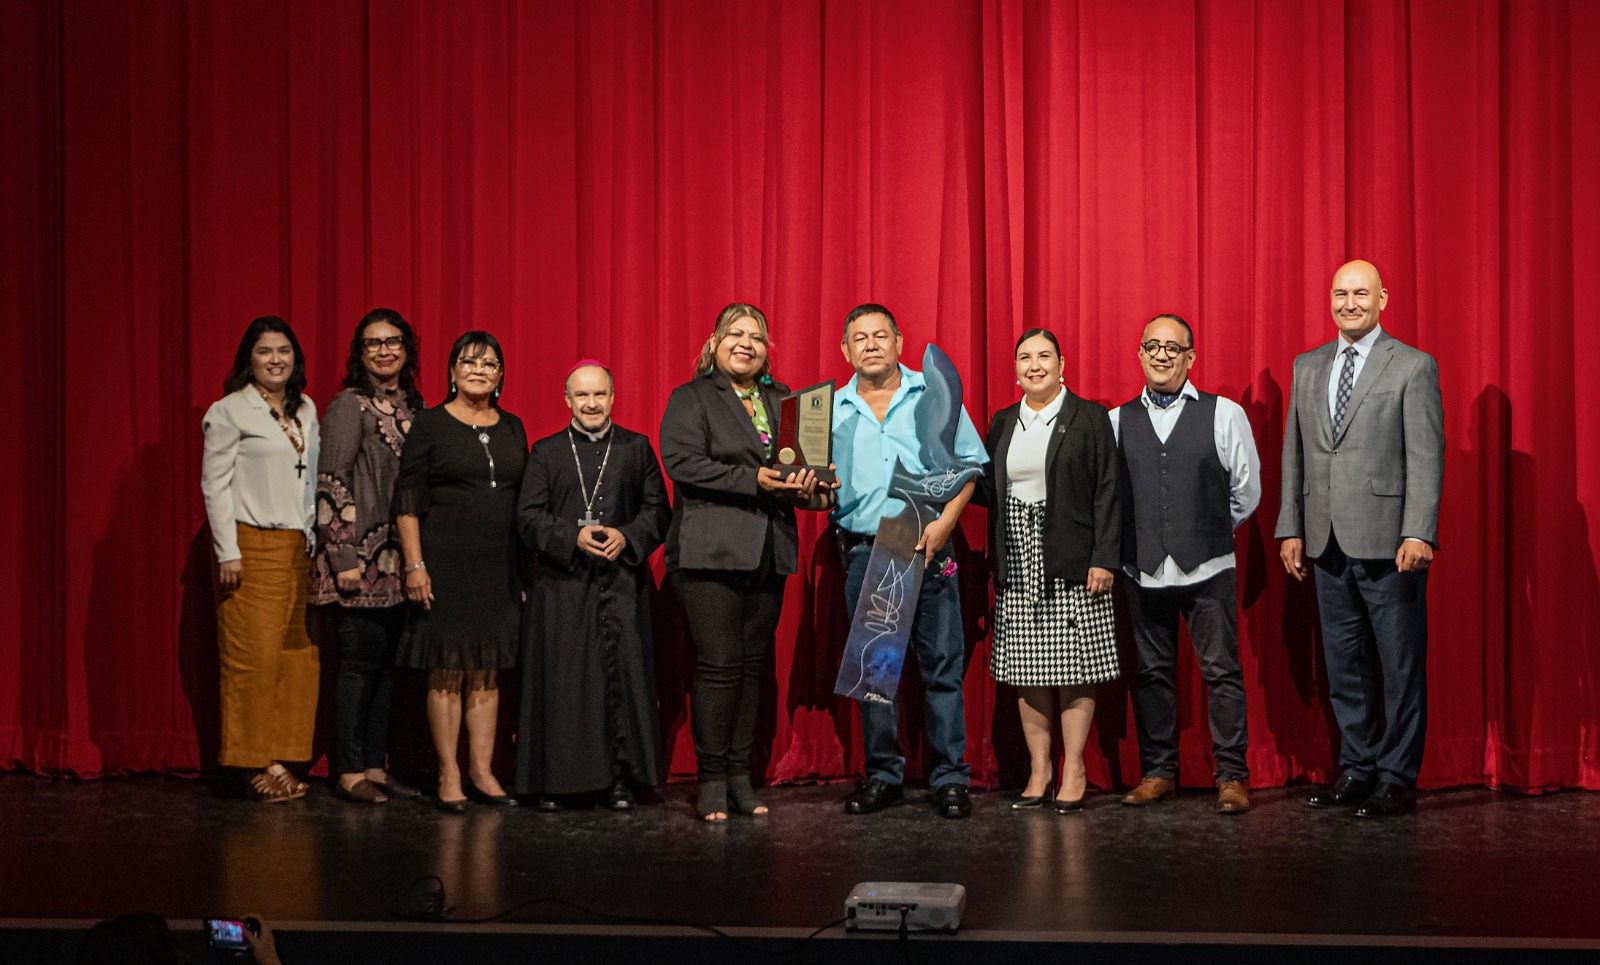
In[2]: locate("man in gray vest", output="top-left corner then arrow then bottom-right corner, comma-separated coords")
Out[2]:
1112,314 -> 1260,814
1278,260 -> 1444,817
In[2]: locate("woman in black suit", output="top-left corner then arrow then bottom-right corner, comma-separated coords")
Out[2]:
660,302 -> 826,821
980,328 -> 1121,813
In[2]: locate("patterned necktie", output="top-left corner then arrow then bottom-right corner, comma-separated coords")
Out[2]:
1333,345 -> 1358,431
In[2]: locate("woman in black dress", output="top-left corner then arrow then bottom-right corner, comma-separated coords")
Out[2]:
395,331 -> 527,812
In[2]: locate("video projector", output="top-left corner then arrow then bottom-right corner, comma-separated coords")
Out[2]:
844,882 -> 965,932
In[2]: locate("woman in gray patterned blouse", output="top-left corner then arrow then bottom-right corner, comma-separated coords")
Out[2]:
312,308 -> 426,804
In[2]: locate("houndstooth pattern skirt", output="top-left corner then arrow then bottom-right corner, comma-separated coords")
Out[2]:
991,496 -> 1120,687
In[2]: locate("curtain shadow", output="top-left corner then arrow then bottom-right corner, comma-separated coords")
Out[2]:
1482,386 -> 1600,790
82,442 -> 202,777
651,560 -> 694,779
1240,368 -> 1338,785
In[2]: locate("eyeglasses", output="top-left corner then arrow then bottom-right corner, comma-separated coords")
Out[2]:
457,357 -> 502,373
1140,340 -> 1193,358
363,336 -> 405,352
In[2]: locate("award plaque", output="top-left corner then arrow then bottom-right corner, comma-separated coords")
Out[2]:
774,380 -> 836,486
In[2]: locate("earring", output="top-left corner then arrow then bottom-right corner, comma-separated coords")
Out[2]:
449,380 -> 456,392
493,387 -> 501,399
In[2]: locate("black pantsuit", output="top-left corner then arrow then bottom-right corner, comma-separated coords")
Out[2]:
659,370 -> 797,782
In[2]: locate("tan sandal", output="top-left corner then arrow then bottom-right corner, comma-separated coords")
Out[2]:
248,770 -> 297,803
268,768 -> 308,800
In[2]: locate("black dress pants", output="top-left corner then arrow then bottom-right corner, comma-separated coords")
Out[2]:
670,542 -> 785,781
1124,568 -> 1249,784
334,605 -> 405,775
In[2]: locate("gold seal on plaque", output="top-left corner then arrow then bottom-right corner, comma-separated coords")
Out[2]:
778,446 -> 797,465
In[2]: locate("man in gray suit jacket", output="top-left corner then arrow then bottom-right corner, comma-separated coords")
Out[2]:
1277,260 -> 1444,817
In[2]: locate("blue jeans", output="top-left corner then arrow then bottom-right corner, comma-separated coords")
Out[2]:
843,540 -> 970,789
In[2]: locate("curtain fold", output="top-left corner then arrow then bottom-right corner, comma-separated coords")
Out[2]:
2,0 -> 1595,791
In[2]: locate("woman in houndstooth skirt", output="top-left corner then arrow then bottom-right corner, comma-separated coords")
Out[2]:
980,329 -> 1122,813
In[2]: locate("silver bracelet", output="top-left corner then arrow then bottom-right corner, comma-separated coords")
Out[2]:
405,561 -> 427,572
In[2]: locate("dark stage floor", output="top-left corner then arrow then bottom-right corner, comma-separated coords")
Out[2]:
3,776 -> 1598,963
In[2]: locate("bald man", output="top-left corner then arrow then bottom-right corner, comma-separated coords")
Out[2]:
514,362 -> 672,810
1277,261 -> 1444,817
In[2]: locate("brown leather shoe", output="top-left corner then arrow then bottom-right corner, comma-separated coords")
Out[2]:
1215,780 -> 1250,814
1121,776 -> 1176,806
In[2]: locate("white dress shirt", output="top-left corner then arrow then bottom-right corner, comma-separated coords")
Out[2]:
1326,323 -> 1383,423
202,386 -> 320,562
1004,388 -> 1065,504
1109,381 -> 1260,588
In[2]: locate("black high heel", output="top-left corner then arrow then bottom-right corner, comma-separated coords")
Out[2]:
465,778 -> 518,807
1050,794 -> 1085,814
1011,787 -> 1050,810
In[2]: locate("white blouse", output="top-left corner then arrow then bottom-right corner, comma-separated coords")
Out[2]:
1005,389 -> 1065,504
201,386 -> 320,562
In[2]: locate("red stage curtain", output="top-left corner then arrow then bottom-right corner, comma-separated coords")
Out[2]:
2,0 -> 1596,791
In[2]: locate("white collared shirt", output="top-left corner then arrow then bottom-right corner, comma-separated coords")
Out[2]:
1326,324 -> 1384,423
201,386 -> 320,562
1004,388 -> 1066,504
1108,382 -> 1260,588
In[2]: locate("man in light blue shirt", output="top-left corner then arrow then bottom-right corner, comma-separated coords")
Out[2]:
831,304 -> 988,819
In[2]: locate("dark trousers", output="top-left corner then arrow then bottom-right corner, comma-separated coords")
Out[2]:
843,539 -> 970,789
1313,532 -> 1429,787
334,605 -> 405,775
1124,569 -> 1248,784
671,551 -> 785,781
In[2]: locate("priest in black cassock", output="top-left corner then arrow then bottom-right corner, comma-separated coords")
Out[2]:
514,361 -> 672,809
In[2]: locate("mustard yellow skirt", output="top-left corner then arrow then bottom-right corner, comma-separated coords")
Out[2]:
216,524 -> 320,769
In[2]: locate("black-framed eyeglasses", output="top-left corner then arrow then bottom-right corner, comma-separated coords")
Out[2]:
363,336 -> 405,352
1140,340 -> 1192,358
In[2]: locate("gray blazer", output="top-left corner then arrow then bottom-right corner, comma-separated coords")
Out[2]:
1275,330 -> 1444,559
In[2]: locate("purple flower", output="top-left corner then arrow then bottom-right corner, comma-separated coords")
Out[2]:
939,557 -> 958,578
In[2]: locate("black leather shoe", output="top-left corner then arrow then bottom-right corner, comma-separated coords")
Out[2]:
433,795 -> 468,814
844,779 -> 904,815
1307,774 -> 1377,808
931,784 -> 972,819
1354,782 -> 1416,818
606,781 -> 636,811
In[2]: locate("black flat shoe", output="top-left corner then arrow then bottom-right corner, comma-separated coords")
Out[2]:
606,781 -> 636,811
844,779 -> 904,815
434,795 -> 468,814
1308,774 -> 1378,809
465,779 -> 518,807
930,784 -> 972,820
1353,782 -> 1416,818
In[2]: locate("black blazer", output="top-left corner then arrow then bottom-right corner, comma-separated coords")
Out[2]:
659,370 -> 799,574
978,389 -> 1121,587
